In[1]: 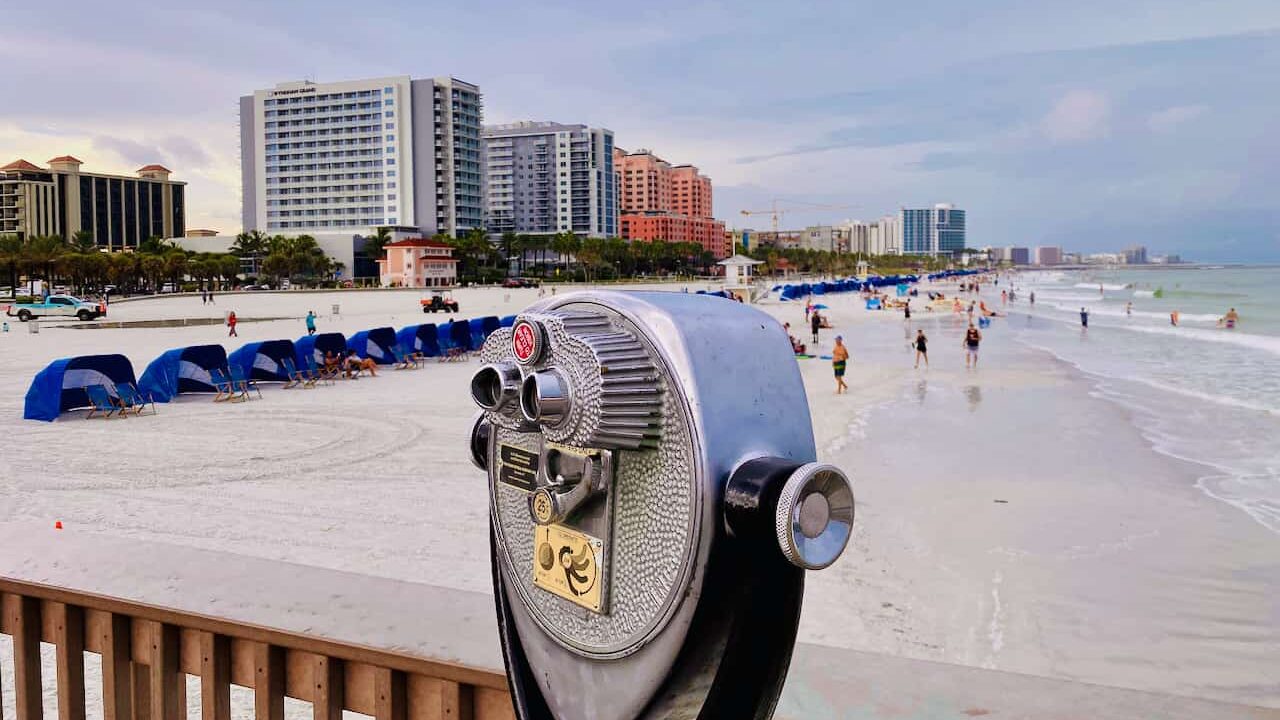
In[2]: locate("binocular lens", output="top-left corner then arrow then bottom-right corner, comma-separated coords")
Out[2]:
777,464 -> 854,570
520,370 -> 569,427
471,363 -> 522,411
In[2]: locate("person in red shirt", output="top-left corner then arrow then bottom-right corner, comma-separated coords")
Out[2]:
227,311 -> 238,337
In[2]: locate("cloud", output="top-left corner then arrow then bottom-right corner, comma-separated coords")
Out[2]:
92,135 -> 162,169
1147,104 -> 1208,133
1041,90 -> 1111,142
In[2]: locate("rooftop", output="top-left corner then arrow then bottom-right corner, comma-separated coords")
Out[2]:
384,238 -> 454,250
1,159 -> 42,172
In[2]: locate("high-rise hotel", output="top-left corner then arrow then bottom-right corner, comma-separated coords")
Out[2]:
483,121 -> 617,238
240,75 -> 483,237
901,203 -> 966,255
0,156 -> 185,248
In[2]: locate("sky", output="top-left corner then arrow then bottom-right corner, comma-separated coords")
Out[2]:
1,1 -> 1277,262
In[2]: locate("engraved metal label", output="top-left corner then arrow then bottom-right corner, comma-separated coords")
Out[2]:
512,321 -> 542,364
533,524 -> 605,613
498,444 -> 539,492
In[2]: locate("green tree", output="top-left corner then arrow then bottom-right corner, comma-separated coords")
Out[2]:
0,234 -> 21,297
230,230 -> 269,275
70,230 -> 97,254
362,226 -> 393,268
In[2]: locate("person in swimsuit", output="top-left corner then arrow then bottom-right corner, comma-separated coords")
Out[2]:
810,310 -> 821,345
914,330 -> 928,369
1224,308 -> 1239,329
832,336 -> 849,394
1126,301 -> 1132,317
963,322 -> 982,369
1080,307 -> 1089,330
904,301 -> 912,321
1171,310 -> 1180,326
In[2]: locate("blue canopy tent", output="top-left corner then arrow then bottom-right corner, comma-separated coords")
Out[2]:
499,315 -> 517,328
24,354 -> 137,421
468,316 -> 501,351
227,339 -> 296,382
295,332 -> 348,367
396,324 -> 441,358
437,320 -> 473,354
137,344 -> 228,401
347,327 -> 398,364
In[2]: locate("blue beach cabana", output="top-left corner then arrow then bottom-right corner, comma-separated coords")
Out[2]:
347,327 -> 398,364
468,316 -> 501,349
499,315 -> 517,328
295,332 -> 348,367
396,324 -> 441,358
24,354 -> 137,421
437,320 -> 473,354
227,339 -> 297,382
137,344 -> 228,401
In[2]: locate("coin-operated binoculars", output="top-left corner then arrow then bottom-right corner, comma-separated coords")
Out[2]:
468,291 -> 854,720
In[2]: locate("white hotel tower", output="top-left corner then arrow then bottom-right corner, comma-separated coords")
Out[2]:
239,75 -> 483,237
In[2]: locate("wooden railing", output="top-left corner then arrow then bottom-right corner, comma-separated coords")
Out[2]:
0,578 -> 515,720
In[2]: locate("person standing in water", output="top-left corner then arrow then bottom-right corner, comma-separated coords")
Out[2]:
1223,308 -> 1239,329
305,310 -> 317,335
914,329 -> 929,369
1171,311 -> 1180,326
904,300 -> 911,321
1126,301 -> 1133,317
1029,291 -> 1035,306
1080,307 -> 1089,330
832,336 -> 849,394
963,322 -> 982,369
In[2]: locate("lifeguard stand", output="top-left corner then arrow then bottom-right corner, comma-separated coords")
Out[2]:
717,254 -> 764,302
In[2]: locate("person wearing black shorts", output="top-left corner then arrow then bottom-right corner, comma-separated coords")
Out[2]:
914,329 -> 928,369
963,322 -> 981,369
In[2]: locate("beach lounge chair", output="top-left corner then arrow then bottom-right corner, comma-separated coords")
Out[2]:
390,345 -> 418,370
306,356 -> 336,385
228,365 -> 263,400
84,384 -> 123,419
281,357 -> 315,388
209,368 -> 245,403
116,383 -> 157,416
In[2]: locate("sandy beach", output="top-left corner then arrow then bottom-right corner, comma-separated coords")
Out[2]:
2,283 -> 1277,711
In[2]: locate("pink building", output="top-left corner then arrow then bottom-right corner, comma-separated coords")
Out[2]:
614,148 -> 726,258
377,238 -> 458,288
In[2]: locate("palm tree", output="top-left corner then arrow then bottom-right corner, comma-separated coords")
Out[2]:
230,230 -> 269,276
70,230 -> 97,254
0,234 -> 21,297
22,235 -> 67,294
362,226 -> 393,268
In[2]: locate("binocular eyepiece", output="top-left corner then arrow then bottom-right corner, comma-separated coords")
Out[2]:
467,292 -> 855,720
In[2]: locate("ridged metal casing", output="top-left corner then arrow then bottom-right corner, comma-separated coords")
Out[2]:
480,309 -> 663,449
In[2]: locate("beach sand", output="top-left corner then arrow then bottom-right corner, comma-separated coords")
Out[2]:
1,284 -> 1277,710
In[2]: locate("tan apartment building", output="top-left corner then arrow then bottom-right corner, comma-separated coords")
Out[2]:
0,156 -> 185,249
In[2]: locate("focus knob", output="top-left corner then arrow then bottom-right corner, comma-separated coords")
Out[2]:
774,463 -> 854,570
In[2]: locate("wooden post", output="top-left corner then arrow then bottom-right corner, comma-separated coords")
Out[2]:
311,656 -> 343,720
53,603 -> 87,720
147,622 -> 183,720
440,681 -> 473,720
101,615 -> 133,720
253,643 -> 284,720
130,664 -> 151,720
199,632 -> 231,720
6,595 -> 42,720
373,668 -> 406,720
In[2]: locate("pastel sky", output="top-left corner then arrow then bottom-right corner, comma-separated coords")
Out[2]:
2,1 -> 1278,261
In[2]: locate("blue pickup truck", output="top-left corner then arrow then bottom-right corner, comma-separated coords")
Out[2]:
5,294 -> 106,322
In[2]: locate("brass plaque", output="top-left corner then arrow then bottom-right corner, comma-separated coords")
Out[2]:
497,444 -> 539,492
534,524 -> 605,613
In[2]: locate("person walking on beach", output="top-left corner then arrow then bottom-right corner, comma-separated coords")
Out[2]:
1171,310 -> 1180,326
227,310 -> 238,337
963,322 -> 982,369
305,310 -> 317,336
1080,307 -> 1089,330
208,288 -> 215,304
914,329 -> 929,369
904,300 -> 911,321
1001,289 -> 1007,305
832,336 -> 849,394
1029,291 -> 1035,306
1126,301 -> 1133,317
810,310 -> 821,345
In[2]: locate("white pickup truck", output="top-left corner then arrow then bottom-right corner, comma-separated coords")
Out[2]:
5,294 -> 106,321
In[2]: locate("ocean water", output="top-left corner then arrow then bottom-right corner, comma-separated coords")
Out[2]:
1003,266 -> 1280,533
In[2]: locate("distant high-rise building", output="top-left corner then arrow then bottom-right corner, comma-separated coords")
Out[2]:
900,204 -> 966,255
0,156 -> 185,248
240,75 -> 483,237
1009,247 -> 1031,265
1123,245 -> 1148,264
1035,246 -> 1063,265
842,216 -> 901,255
614,148 -> 727,256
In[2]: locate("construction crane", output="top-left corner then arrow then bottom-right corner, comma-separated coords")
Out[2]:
739,199 -> 860,246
